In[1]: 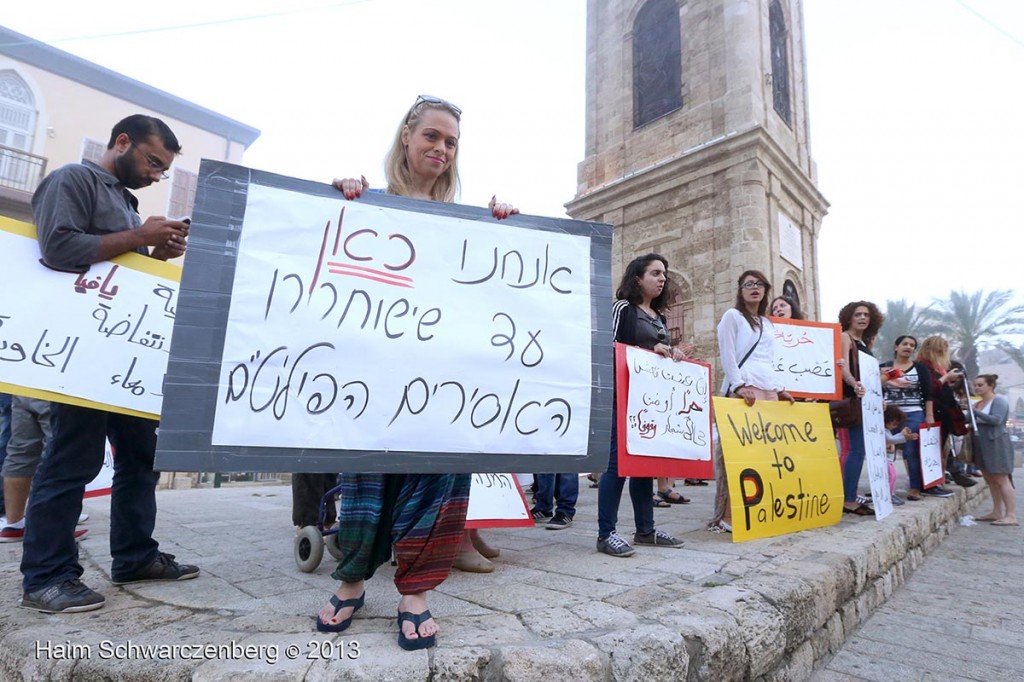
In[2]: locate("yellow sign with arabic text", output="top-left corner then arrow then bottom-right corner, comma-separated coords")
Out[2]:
714,397 -> 843,542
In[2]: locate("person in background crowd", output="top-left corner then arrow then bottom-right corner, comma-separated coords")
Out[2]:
20,114 -> 196,614
1,397 -> 89,543
880,335 -> 934,502
915,336 -> 967,496
971,374 -> 1017,526
530,473 -> 578,530
320,94 -> 517,650
881,404 -> 916,506
292,473 -> 338,532
770,295 -> 804,320
708,271 -> 794,533
597,253 -> 688,556
836,301 -> 883,515
0,393 -> 10,522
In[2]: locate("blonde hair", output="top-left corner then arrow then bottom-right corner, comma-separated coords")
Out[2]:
917,335 -> 951,370
384,101 -> 460,203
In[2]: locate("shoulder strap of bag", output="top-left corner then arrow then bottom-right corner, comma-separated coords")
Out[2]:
724,319 -> 764,397
738,321 -> 764,370
847,332 -> 861,381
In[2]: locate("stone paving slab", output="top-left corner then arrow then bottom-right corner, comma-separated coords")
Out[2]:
812,475 -> 1023,682
0,472 -> 991,681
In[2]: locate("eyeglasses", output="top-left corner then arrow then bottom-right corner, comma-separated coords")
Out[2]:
742,281 -> 767,290
130,141 -> 170,180
408,94 -> 462,121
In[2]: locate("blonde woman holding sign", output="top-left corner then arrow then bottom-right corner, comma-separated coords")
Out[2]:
322,95 -> 517,650
708,270 -> 794,533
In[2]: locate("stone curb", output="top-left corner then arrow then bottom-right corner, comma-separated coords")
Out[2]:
0,483 -> 985,681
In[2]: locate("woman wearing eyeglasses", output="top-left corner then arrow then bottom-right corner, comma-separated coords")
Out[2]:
319,95 -> 516,650
596,253 -> 689,557
708,271 -> 794,533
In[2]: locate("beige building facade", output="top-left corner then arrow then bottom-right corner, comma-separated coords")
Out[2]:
566,0 -> 828,360
0,25 -> 259,226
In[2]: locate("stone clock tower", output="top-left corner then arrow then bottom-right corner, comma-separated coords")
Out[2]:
566,0 -> 828,356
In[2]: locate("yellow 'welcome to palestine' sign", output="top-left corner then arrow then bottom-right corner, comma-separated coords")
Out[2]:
713,398 -> 843,542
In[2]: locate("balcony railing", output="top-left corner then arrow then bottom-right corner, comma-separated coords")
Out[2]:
0,143 -> 47,194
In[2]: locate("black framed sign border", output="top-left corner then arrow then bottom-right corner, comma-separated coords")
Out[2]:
156,160 -> 613,474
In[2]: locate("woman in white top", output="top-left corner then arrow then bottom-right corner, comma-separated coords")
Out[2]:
708,270 -> 793,532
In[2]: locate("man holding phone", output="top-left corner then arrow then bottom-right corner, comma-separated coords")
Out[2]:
19,114 -> 197,614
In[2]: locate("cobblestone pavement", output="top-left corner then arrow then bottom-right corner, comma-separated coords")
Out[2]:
813,477 -> 1023,682
0,471 -> 992,681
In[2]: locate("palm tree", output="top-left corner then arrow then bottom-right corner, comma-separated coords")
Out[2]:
928,289 -> 1024,379
874,299 -> 935,359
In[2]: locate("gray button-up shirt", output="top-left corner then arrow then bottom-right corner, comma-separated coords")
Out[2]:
32,160 -> 148,273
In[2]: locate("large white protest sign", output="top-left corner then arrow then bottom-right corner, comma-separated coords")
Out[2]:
465,473 -> 532,528
622,345 -> 712,460
918,424 -> 944,489
0,218 -> 178,418
208,183 -> 592,454
859,352 -> 892,520
768,318 -> 842,400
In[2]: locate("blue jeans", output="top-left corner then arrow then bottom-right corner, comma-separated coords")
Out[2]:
534,473 -> 579,518
0,392 -> 11,516
21,403 -> 161,591
841,424 -> 866,503
597,415 -> 654,538
899,410 -> 925,491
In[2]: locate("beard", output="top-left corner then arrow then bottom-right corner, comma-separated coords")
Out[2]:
114,152 -> 151,189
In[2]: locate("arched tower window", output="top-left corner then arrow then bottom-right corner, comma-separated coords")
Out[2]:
769,0 -> 792,126
782,279 -> 800,309
633,0 -> 682,128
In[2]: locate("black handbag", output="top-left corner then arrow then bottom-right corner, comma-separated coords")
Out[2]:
829,335 -> 862,428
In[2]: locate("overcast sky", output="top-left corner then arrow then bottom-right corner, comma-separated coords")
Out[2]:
4,0 -> 1022,325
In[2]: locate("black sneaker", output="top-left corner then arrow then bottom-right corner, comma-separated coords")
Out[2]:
545,512 -> 573,530
21,579 -> 105,613
952,473 -> 977,488
111,552 -> 200,586
530,508 -> 553,523
596,531 -> 635,557
921,487 -> 954,498
633,528 -> 684,548
891,495 -> 905,506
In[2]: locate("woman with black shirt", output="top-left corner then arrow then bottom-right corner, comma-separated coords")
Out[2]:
596,254 -> 688,557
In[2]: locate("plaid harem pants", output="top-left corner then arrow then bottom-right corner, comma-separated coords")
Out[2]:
331,473 -> 471,594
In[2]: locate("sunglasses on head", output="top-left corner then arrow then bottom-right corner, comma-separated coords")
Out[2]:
408,94 -> 462,121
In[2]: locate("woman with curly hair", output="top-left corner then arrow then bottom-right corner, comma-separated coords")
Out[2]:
836,301 -> 883,515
